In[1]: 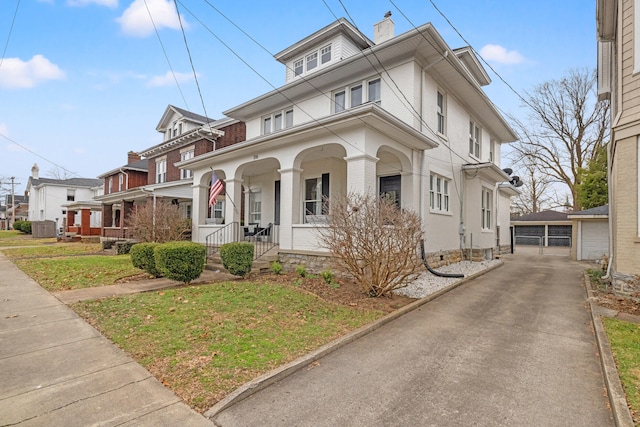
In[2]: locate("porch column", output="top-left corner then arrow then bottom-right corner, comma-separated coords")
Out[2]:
224,178 -> 243,225
344,153 -> 378,195
193,182 -> 208,226
81,208 -> 91,236
277,167 -> 302,250
66,210 -> 75,230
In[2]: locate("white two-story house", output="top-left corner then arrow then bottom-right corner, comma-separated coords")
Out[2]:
179,15 -> 519,268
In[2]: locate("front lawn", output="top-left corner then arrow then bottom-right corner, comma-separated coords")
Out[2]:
14,255 -> 142,291
0,230 -> 56,246
2,243 -> 103,259
72,281 -> 385,413
603,317 -> 640,424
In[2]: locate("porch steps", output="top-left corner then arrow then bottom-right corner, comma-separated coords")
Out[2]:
205,250 -> 279,275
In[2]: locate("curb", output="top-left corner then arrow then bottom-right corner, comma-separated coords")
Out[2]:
585,273 -> 634,427
204,260 -> 504,420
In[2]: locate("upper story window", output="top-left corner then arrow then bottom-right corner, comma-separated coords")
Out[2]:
118,173 -> 124,191
294,59 -> 303,77
333,77 -> 382,113
481,187 -> 492,230
321,45 -> 331,64
262,108 -> 294,135
180,148 -> 194,179
306,52 -> 318,71
66,189 -> 75,202
292,44 -> 332,78
469,121 -> 481,159
437,91 -> 446,134
108,177 -> 113,194
429,173 -> 450,213
156,158 -> 167,183
489,138 -> 496,163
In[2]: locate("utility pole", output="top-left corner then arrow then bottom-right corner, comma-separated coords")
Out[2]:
11,176 -> 15,228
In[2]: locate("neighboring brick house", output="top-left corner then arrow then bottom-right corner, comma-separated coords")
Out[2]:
2,194 -> 28,230
597,0 -> 640,283
94,105 -> 246,238
180,15 -> 520,267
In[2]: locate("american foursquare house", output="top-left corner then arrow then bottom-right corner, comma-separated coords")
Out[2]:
174,14 -> 519,268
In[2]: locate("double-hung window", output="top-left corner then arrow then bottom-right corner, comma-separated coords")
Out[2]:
156,158 -> 167,183
67,189 -> 75,202
334,90 -> 346,113
437,91 -> 445,134
481,188 -> 492,229
108,177 -> 113,194
429,174 -> 450,213
350,85 -> 363,108
368,79 -> 381,104
262,108 -> 293,134
118,173 -> 124,191
180,148 -> 194,179
294,59 -> 303,76
334,77 -> 382,113
249,191 -> 261,224
469,121 -> 481,158
321,45 -> 331,64
306,52 -> 318,71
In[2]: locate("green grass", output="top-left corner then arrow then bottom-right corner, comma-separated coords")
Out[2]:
72,281 -> 385,412
603,317 -> 640,424
14,255 -> 142,291
0,230 -> 56,246
2,243 -> 102,259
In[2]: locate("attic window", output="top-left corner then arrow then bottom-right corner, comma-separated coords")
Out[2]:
321,45 -> 331,64
306,52 -> 318,71
294,59 -> 303,76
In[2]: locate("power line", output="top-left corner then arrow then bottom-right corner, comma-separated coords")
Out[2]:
143,0 -> 190,110
0,0 -> 20,69
0,131 -> 78,178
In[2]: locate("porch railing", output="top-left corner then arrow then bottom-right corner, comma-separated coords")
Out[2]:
205,222 -> 241,257
204,222 -> 279,260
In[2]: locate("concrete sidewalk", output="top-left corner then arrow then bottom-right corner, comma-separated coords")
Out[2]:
211,252 -> 617,426
0,252 -> 213,426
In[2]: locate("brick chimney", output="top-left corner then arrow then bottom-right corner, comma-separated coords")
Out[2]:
374,11 -> 394,44
127,151 -> 141,164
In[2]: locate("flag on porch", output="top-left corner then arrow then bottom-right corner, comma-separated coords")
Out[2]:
209,171 -> 224,207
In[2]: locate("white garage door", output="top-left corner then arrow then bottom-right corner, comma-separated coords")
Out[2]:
580,221 -> 609,260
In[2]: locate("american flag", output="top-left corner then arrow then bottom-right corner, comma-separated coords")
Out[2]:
209,171 -> 224,207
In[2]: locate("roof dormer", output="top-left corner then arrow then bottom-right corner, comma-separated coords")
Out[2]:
274,18 -> 374,83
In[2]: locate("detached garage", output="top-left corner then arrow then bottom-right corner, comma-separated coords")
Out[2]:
568,205 -> 609,261
511,210 -> 572,247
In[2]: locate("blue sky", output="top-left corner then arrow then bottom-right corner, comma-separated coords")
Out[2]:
0,0 -> 596,196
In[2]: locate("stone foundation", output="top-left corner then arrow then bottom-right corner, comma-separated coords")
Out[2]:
611,272 -> 640,295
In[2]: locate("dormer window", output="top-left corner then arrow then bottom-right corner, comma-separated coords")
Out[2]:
294,59 -> 303,77
306,52 -> 318,71
321,45 -> 331,64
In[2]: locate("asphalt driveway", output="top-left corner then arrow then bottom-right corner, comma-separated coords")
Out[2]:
212,252 -> 613,426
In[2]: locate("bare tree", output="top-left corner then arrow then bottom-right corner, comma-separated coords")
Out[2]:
46,167 -> 74,180
509,68 -> 609,211
510,161 -> 563,217
316,193 -> 423,297
126,201 -> 191,243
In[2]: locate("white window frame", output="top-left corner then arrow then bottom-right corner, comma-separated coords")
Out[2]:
437,91 -> 446,134
67,189 -> 75,202
333,77 -> 382,113
306,52 -> 318,71
481,187 -> 492,230
489,138 -> 496,163
118,173 -> 124,191
294,59 -> 303,76
321,45 -> 331,64
209,200 -> 224,222
108,177 -> 113,194
249,190 -> 262,224
262,108 -> 293,134
180,148 -> 195,179
156,158 -> 167,184
429,173 -> 450,213
304,177 -> 323,221
469,121 -> 481,159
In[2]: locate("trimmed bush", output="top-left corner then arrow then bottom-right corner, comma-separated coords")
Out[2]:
12,220 -> 24,232
18,221 -> 32,234
130,242 -> 162,277
154,241 -> 206,285
115,241 -> 135,255
219,242 -> 254,278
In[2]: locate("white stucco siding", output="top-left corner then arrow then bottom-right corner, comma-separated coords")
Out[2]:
379,60 -> 420,129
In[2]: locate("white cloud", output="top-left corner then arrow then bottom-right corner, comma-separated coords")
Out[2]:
67,0 -> 118,7
479,44 -> 525,65
147,71 -> 195,87
117,0 -> 186,38
0,55 -> 65,89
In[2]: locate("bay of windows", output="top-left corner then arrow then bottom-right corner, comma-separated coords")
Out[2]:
156,159 -> 167,183
180,149 -> 194,179
293,44 -> 332,78
263,108 -> 293,135
333,78 -> 381,113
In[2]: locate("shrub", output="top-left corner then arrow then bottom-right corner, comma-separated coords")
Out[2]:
154,242 -> 206,285
295,265 -> 307,277
130,242 -> 162,277
219,242 -> 254,278
321,269 -> 334,285
20,221 -> 32,234
12,220 -> 24,232
271,261 -> 283,275
115,241 -> 135,255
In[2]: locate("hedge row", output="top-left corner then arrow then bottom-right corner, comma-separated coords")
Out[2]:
130,241 -> 206,285
12,220 -> 32,234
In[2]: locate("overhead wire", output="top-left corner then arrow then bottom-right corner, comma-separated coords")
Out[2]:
0,0 -> 20,70
143,0 -> 190,110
